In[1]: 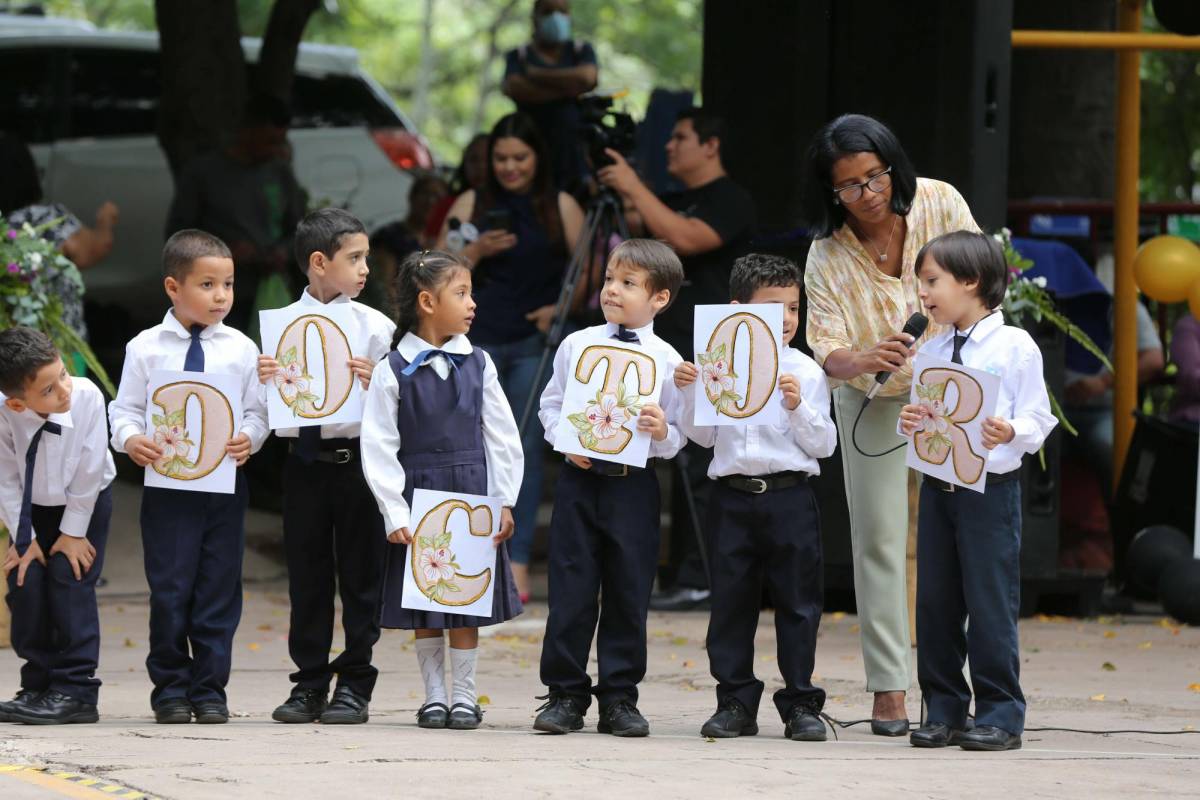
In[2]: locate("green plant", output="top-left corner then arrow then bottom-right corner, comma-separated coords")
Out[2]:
0,216 -> 115,397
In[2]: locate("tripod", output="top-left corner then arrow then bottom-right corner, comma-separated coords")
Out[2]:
516,186 -> 712,582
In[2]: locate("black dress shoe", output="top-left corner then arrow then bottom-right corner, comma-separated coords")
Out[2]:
870,717 -> 911,737
8,690 -> 98,725
648,587 -> 711,612
700,697 -> 759,738
448,702 -> 483,730
909,722 -> 964,748
154,698 -> 192,724
958,724 -> 1021,751
320,686 -> 369,724
272,688 -> 328,723
784,705 -> 827,742
193,702 -> 230,724
533,694 -> 584,734
0,689 -> 41,723
598,700 -> 649,737
417,702 -> 449,728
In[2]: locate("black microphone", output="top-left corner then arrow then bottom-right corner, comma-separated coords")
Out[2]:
863,312 -> 928,403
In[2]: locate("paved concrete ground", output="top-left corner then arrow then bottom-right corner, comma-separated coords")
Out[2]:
2,480 -> 1199,799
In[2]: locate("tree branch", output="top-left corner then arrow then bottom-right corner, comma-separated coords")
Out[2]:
256,0 -> 323,107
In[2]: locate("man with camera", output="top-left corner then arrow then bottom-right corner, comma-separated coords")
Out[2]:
502,0 -> 598,192
598,106 -> 756,611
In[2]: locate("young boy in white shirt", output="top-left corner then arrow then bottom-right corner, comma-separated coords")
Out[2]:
675,254 -> 837,741
899,231 -> 1056,751
256,208 -> 395,725
0,327 -> 116,724
108,229 -> 269,724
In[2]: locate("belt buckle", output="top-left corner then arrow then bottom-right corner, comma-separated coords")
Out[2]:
747,477 -> 768,494
615,464 -> 629,478
333,448 -> 353,465
942,479 -> 955,493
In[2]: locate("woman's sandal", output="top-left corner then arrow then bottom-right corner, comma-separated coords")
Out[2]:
417,702 -> 449,728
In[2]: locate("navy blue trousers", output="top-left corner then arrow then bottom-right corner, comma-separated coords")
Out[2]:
282,452 -> 385,699
917,479 -> 1026,734
705,480 -> 825,721
6,487 -> 112,706
140,472 -> 247,707
540,463 -> 660,713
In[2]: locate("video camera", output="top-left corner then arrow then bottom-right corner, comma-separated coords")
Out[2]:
578,94 -> 637,170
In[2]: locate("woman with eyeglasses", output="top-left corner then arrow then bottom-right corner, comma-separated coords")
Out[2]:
801,114 -> 980,736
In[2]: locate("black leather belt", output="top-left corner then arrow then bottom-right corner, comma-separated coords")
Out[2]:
925,468 -> 1020,493
568,458 -> 641,477
290,437 -> 359,465
719,471 -> 809,494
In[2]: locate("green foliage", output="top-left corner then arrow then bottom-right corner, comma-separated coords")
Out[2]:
1141,8 -> 1200,203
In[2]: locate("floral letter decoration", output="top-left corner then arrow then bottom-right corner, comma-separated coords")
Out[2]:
143,370 -> 242,494
692,305 -> 783,428
401,490 -> 500,618
904,355 -> 999,493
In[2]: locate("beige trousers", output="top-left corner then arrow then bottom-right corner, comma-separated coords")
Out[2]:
834,385 -> 913,692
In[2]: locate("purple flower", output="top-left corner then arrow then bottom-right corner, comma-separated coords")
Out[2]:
5,230 -> 16,240
6,262 -> 19,274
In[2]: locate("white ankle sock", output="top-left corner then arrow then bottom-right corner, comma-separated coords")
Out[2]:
449,646 -> 478,708
415,636 -> 447,707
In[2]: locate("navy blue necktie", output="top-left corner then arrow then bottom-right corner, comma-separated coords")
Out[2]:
612,325 -> 640,344
295,425 -> 322,465
15,421 -> 62,555
951,335 -> 966,365
184,324 -> 205,372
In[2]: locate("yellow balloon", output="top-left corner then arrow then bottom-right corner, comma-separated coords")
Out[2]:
1133,235 -> 1200,303
1189,278 -> 1200,321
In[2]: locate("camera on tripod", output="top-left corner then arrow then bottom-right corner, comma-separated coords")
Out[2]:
578,94 -> 637,170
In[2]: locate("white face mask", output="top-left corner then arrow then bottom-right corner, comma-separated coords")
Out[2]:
536,11 -> 572,44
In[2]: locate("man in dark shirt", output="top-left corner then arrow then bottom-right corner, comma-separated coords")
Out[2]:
502,0 -> 598,192
598,106 -> 756,610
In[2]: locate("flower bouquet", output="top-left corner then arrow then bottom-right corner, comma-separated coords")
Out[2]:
0,216 -> 115,396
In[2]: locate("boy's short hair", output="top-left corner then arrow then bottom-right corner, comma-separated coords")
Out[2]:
294,208 -> 368,272
162,229 -> 232,281
915,230 -> 1009,309
729,253 -> 802,303
608,239 -> 684,310
0,327 -> 60,397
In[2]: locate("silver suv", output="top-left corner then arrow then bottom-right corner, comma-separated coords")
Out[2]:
0,13 -> 432,321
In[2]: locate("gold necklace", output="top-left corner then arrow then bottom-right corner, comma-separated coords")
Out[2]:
857,214 -> 900,263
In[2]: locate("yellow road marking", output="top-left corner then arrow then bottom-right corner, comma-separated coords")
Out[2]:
0,766 -> 159,800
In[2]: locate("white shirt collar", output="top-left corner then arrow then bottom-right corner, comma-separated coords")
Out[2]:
299,286 -> 350,306
11,403 -> 74,432
163,309 -> 220,340
603,320 -> 655,340
937,309 -> 1004,345
397,331 -> 473,362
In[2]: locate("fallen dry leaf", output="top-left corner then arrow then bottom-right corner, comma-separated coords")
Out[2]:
682,660 -> 694,668
1189,683 -> 1200,693
1103,630 -> 1117,639
123,638 -> 135,648
672,636 -> 689,646
1101,662 -> 1116,671
1138,642 -> 1152,650
1090,694 -> 1106,702
248,643 -> 260,651
478,695 -> 491,705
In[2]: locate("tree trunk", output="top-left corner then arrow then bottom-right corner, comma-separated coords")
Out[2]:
155,0 -> 247,176
1008,0 -> 1117,199
255,0 -> 322,107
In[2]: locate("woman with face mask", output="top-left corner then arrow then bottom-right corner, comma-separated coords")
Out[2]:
501,0 -> 599,194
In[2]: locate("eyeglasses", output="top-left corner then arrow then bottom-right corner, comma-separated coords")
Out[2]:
832,167 -> 893,204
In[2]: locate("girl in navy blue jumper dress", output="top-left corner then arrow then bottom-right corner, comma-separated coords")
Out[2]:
361,250 -> 524,731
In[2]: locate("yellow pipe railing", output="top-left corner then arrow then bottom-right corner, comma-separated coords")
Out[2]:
1012,29 -> 1200,51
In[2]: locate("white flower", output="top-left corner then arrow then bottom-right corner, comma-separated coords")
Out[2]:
702,358 -> 734,397
1033,276 -> 1047,288
153,423 -> 190,461
1001,227 -> 1012,239
273,362 -> 310,403
28,252 -> 42,270
920,400 -> 950,434
420,547 -> 455,582
585,393 -> 629,439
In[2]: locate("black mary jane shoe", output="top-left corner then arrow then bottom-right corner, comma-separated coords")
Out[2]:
417,702 -> 449,729
448,703 -> 483,730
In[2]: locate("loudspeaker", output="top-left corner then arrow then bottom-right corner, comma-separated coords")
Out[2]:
1018,315 -> 1064,580
702,0 -> 1013,231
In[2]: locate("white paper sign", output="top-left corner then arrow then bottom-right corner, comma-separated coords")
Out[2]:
401,488 -> 501,618
904,354 -> 1002,493
693,304 -> 784,428
259,303 -> 364,430
553,334 -> 666,469
144,370 -> 243,494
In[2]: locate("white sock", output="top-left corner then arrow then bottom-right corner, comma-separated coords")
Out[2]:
449,646 -> 478,708
415,636 -> 447,707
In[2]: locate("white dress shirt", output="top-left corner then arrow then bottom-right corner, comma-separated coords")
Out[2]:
271,288 -> 396,440
678,346 -> 838,478
538,320 -> 686,461
360,331 -> 524,535
108,310 -> 270,455
909,311 -> 1057,474
0,377 -> 117,538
